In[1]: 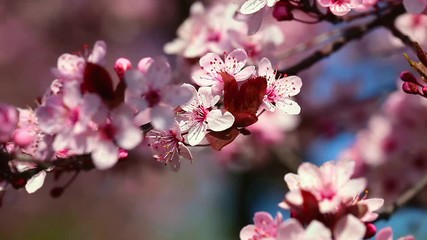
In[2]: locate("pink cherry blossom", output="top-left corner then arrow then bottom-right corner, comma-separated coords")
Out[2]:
283,159 -> 368,213
277,219 -> 332,240
317,0 -> 363,16
403,0 -> 427,14
280,159 -> 383,240
88,104 -> 142,170
164,2 -> 244,58
125,57 -> 192,130
240,212 -> 333,240
392,14 -> 427,48
146,121 -> 193,171
192,49 -> 255,94
52,40 -> 107,82
178,84 -> 235,146
0,103 -> 18,143
36,81 -> 103,153
376,227 -> 416,240
258,58 -> 302,115
240,212 -> 284,240
228,25 -> 284,64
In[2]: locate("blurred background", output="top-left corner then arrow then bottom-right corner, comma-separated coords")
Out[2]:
0,0 -> 426,239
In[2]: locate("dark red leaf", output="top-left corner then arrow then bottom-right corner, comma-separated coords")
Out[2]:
82,63 -> 115,102
222,73 -> 267,128
205,128 -> 240,151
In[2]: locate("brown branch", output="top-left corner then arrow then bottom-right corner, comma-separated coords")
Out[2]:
279,4 -> 405,75
376,174 -> 427,221
385,23 -> 416,51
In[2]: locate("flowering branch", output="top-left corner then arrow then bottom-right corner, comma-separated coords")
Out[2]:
279,3 -> 405,75
376,173 -> 427,221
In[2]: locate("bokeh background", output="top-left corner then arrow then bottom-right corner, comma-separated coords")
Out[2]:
0,0 -> 426,239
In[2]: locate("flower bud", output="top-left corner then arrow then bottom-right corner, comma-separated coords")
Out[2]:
400,71 -> 418,83
0,103 -> 18,143
13,129 -> 34,147
114,58 -> 132,81
364,223 -> 377,239
402,82 -> 420,95
272,1 -> 293,21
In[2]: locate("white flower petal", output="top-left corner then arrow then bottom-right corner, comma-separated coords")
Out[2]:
25,171 -> 47,194
188,122 -> 208,146
240,0 -> 267,14
235,66 -> 255,81
276,99 -> 301,115
207,110 -> 235,131
92,142 -> 119,170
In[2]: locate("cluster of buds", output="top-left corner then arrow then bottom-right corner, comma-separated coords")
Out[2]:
400,42 -> 427,98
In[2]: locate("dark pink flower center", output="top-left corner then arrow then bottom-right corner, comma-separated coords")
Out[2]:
100,123 -> 117,140
69,108 -> 80,125
193,106 -> 208,123
331,0 -> 345,5
145,90 -> 161,108
207,31 -> 221,42
266,89 -> 277,103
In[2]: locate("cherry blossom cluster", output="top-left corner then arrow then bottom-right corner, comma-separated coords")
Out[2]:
0,39 -> 303,192
164,2 -> 284,64
144,48 -> 302,170
340,89 -> 427,203
240,159 -> 415,240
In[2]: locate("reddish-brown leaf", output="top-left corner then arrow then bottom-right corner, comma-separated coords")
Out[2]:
82,63 -> 115,102
222,72 -> 267,127
205,128 -> 240,151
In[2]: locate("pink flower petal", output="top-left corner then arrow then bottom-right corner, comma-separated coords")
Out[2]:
334,214 -> 366,240
150,105 -> 175,131
88,40 -> 107,64
162,85 -> 193,107
225,48 -> 248,74
146,57 -> 172,89
240,225 -> 257,240
92,141 -> 119,170
235,66 -> 255,81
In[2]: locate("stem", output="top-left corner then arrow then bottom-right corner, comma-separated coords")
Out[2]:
376,174 -> 427,221
279,4 -> 405,75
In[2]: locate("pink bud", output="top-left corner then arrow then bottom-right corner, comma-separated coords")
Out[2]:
364,223 -> 377,239
114,58 -> 132,80
13,129 -> 34,147
422,86 -> 427,97
138,57 -> 154,73
402,82 -> 420,95
272,1 -> 293,21
0,103 -> 18,143
119,149 -> 128,159
400,71 -> 418,83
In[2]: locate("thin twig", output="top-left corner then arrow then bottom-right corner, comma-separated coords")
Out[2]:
279,4 -> 405,75
376,174 -> 427,221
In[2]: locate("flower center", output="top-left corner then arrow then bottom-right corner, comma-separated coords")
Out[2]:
100,122 -> 116,140
193,106 -> 208,123
145,90 -> 161,108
